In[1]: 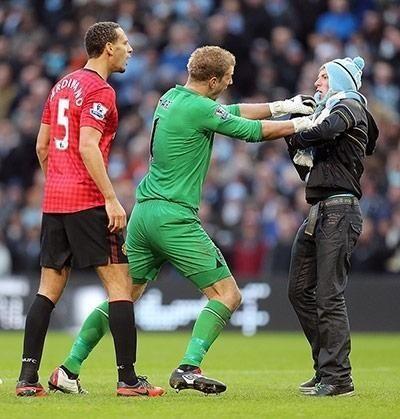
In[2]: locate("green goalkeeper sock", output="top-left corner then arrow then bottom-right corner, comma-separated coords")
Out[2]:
180,299 -> 232,367
62,300 -> 109,375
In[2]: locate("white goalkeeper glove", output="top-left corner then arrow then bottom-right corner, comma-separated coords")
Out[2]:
291,115 -> 314,133
269,95 -> 316,118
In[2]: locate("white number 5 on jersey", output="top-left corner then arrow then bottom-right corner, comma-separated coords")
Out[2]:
55,98 -> 69,150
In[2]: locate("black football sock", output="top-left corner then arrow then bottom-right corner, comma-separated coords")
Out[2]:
108,300 -> 138,386
178,364 -> 199,372
19,294 -> 55,382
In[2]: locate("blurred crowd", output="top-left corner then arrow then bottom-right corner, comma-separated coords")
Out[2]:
1,0 -> 400,280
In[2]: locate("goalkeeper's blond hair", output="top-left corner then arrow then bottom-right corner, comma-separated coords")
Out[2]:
187,46 -> 236,82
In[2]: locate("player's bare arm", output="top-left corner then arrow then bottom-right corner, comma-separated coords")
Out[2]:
237,103 -> 274,119
260,116 -> 313,141
79,126 -> 126,232
36,123 -> 51,175
238,95 -> 316,120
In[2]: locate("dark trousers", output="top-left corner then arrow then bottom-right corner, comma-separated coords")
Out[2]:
288,199 -> 362,385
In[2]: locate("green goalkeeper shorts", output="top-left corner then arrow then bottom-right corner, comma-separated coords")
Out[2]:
125,199 -> 231,290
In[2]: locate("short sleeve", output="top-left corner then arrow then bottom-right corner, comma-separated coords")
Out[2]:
225,104 -> 240,116
201,101 -> 262,142
80,86 -> 116,133
41,95 -> 51,125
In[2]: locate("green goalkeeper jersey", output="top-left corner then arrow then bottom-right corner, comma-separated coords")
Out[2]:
136,85 -> 263,211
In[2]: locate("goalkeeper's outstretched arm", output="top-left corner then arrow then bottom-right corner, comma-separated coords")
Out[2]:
237,95 -> 316,120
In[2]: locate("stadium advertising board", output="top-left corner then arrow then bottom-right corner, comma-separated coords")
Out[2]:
0,272 -> 399,332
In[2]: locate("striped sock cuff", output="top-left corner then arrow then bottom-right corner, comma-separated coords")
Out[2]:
95,300 -> 109,319
203,300 -> 232,326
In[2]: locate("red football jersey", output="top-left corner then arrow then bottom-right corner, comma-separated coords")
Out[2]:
41,68 -> 118,213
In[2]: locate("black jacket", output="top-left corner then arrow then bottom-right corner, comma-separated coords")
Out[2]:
287,98 -> 379,204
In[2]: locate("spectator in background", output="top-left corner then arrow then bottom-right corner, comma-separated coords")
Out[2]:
218,0 -> 245,37
351,216 -> 391,272
265,0 -> 297,34
202,13 -> 253,96
292,0 -> 326,44
0,232 -> 11,276
359,174 -> 390,222
33,0 -> 72,31
0,120 -> 21,178
385,205 -> 400,273
371,61 -> 400,113
232,203 -> 269,279
0,63 -> 17,118
360,10 -> 383,56
270,26 -> 305,94
269,209 -> 298,274
316,0 -> 358,42
159,22 -> 196,82
242,0 -> 272,41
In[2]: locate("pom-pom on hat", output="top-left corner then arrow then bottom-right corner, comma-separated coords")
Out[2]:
324,56 -> 364,92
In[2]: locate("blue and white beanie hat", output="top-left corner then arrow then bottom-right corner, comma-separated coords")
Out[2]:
324,56 -> 365,92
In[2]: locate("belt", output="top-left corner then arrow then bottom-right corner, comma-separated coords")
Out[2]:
305,196 -> 358,236
321,196 -> 358,208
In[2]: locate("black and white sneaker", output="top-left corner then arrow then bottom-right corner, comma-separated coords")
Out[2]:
169,368 -> 226,394
312,382 -> 355,397
299,375 -> 321,394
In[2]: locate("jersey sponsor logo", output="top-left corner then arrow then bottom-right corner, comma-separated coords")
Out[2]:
90,102 -> 108,120
159,98 -> 172,109
215,105 -> 230,120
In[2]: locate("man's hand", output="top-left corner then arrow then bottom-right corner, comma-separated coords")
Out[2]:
270,95 -> 316,118
105,197 -> 127,232
291,115 -> 314,133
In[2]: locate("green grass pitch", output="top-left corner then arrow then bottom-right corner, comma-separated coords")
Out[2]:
1,331 -> 399,418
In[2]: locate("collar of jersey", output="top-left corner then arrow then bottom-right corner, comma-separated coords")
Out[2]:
175,84 -> 202,96
83,67 -> 105,81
